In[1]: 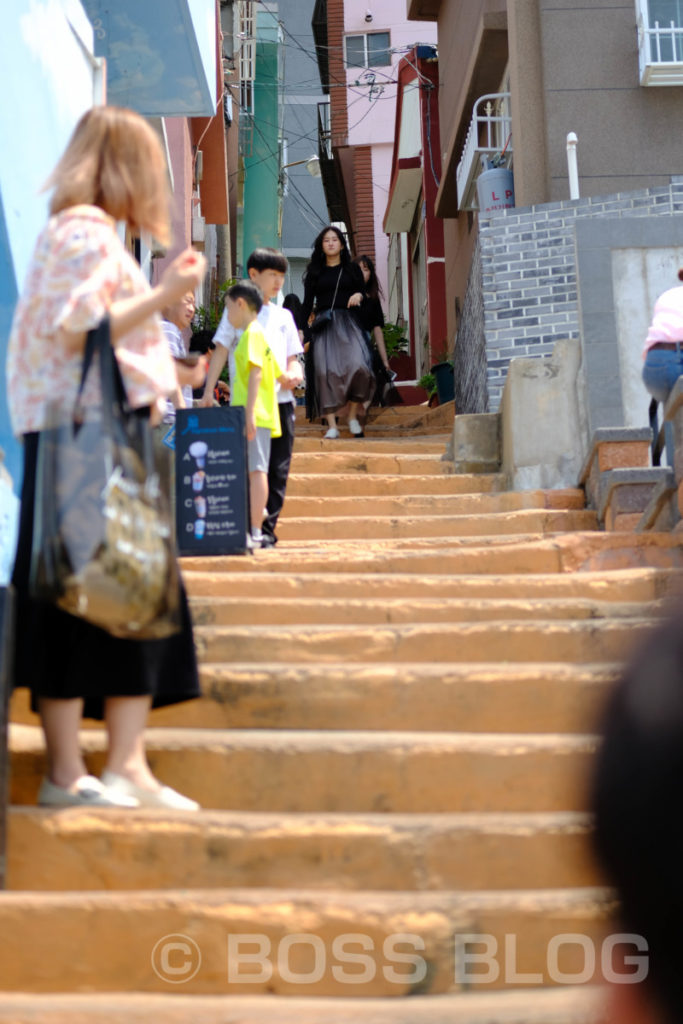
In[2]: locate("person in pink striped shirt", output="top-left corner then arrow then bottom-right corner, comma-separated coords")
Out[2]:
642,271 -> 683,405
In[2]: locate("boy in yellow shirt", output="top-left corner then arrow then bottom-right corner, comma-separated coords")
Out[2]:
226,280 -> 284,548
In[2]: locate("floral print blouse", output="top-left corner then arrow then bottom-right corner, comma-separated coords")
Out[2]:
6,205 -> 177,435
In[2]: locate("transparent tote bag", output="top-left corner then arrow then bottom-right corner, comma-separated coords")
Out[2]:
30,318 -> 181,639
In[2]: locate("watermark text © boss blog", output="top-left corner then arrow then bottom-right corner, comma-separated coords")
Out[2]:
151,932 -> 649,986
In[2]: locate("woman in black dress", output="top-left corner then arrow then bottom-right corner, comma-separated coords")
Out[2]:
302,226 -> 375,439
354,254 -> 396,406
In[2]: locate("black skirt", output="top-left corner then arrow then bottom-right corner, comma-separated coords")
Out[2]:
11,433 -> 201,720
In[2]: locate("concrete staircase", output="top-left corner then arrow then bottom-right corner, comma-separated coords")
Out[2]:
4,405 -> 683,1022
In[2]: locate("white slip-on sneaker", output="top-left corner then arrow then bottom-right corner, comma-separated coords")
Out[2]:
323,427 -> 339,439
100,770 -> 200,811
348,418 -> 364,437
38,775 -> 139,808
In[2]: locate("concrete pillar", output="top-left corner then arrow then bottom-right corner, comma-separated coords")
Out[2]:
507,0 -> 550,206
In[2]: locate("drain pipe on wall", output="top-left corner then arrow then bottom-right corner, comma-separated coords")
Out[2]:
566,132 -> 580,200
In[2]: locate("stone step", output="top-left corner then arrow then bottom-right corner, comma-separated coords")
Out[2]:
0,886 -> 613,994
280,492 -> 585,517
192,619 -> 653,666
7,808 -> 600,893
296,402 -> 455,427
180,531 -> 683,577
11,662 -> 616,734
0,987 -> 607,1024
286,473 -> 506,497
293,437 -> 452,454
277,510 -> 598,541
290,452 -> 456,475
182,567 -> 676,603
188,595 -> 654,628
295,403 -> 428,424
9,725 -> 597,813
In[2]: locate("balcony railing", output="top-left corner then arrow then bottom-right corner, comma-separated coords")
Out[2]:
637,10 -> 683,84
456,93 -> 512,211
317,100 -> 332,160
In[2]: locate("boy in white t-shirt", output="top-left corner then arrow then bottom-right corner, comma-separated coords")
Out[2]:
202,249 -> 303,546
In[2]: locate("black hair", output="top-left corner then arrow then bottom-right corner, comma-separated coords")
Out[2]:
247,247 -> 288,274
226,279 -> 263,313
303,225 -> 351,286
354,253 -> 384,302
282,292 -> 304,331
592,604 -> 683,1022
188,333 -> 215,355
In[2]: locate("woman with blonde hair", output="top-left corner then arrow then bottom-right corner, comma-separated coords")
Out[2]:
7,105 -> 205,809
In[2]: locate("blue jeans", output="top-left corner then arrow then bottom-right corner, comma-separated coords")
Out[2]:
642,347 -> 683,403
642,347 -> 683,466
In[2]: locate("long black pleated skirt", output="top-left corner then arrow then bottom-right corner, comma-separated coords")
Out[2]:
11,433 -> 201,720
312,310 -> 375,415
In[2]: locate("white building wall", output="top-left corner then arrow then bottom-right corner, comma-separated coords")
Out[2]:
0,0 -> 99,290
371,143 -> 393,309
343,0 -> 436,151
0,0 -> 99,577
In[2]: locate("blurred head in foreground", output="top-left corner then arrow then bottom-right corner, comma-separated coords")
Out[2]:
592,606 -> 683,1023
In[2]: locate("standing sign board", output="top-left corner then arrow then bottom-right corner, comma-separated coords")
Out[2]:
175,406 -> 249,556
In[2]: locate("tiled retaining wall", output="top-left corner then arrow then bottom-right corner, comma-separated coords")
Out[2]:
453,235 -> 488,414
458,180 -> 683,412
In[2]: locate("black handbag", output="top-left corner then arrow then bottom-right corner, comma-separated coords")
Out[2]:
30,318 -> 181,639
310,308 -> 333,334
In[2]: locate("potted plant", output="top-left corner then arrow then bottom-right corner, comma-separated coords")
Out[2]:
190,279 -> 235,353
381,321 -> 409,361
430,345 -> 454,405
418,371 -> 438,406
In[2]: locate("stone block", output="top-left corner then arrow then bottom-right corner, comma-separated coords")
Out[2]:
452,413 -> 501,473
501,338 -> 589,490
598,468 -> 671,531
597,441 -> 650,472
606,511 -> 642,533
636,472 -> 678,532
579,428 -> 653,510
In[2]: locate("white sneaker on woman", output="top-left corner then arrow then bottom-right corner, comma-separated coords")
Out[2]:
323,427 -> 339,439
38,775 -> 138,808
100,770 -> 200,811
348,418 -> 364,437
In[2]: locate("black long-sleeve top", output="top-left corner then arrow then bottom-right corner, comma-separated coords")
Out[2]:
302,263 -> 365,321
358,295 -> 385,334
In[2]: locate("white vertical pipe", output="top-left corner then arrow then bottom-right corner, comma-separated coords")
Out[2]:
566,132 -> 579,200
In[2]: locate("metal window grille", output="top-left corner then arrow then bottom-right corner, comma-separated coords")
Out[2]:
237,0 -> 256,116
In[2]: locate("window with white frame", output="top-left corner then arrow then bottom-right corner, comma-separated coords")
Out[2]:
345,32 -> 391,69
237,0 -> 256,114
637,0 -> 683,83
